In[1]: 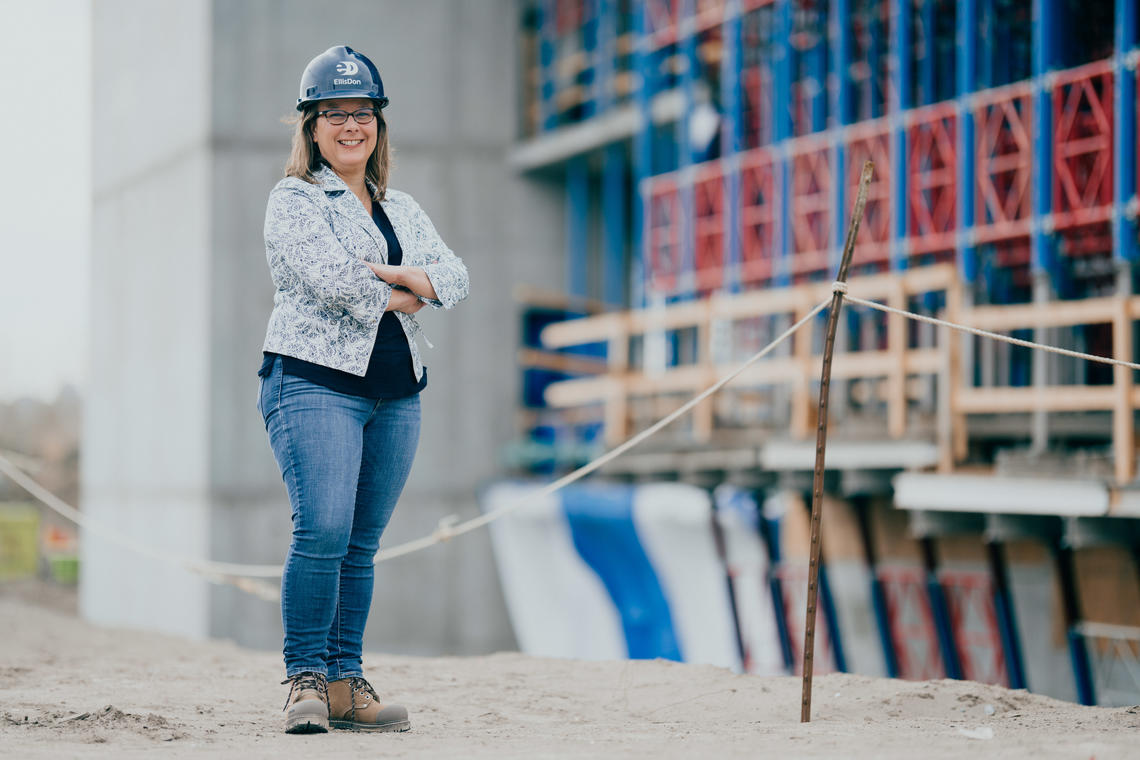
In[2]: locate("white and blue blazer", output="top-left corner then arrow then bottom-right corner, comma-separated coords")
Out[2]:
261,164 -> 469,379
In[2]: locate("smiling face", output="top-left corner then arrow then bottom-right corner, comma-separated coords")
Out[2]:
310,97 -> 379,180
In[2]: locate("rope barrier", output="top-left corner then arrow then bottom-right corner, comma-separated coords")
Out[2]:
374,298 -> 831,563
4,284 -> 1138,603
0,298 -> 831,597
839,287 -> 1140,372
0,453 -> 283,601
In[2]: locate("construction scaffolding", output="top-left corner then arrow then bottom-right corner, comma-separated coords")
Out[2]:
511,0 -> 1140,707
519,0 -> 1136,294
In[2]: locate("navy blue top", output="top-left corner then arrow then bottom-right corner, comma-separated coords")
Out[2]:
260,199 -> 427,398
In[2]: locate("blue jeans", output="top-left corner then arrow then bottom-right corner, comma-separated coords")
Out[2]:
258,356 -> 421,680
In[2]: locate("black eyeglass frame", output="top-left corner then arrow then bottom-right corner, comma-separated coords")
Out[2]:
315,108 -> 380,126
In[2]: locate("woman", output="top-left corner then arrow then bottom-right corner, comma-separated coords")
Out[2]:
257,45 -> 469,735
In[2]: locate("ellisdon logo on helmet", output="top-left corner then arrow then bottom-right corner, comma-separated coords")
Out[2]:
333,61 -> 362,86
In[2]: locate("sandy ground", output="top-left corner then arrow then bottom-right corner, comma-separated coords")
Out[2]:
1,584 -> 1137,759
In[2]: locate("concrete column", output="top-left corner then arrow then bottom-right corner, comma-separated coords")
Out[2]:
82,0 -> 214,638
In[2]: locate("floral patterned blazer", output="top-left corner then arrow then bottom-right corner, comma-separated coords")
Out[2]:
261,164 -> 469,379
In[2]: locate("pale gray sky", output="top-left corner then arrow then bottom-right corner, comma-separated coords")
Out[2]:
0,0 -> 91,402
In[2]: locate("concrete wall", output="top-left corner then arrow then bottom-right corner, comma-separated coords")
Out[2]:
86,0 -> 565,657
82,0 -> 214,638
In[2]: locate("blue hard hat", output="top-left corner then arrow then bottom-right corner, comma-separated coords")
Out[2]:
296,45 -> 389,111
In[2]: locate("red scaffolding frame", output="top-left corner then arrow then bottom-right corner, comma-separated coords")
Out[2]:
647,175 -> 682,294
907,102 -> 958,259
789,136 -> 834,279
845,119 -> 893,269
693,162 -> 727,292
1052,60 -> 1114,231
1052,60 -> 1115,259
974,82 -> 1034,244
739,148 -> 777,287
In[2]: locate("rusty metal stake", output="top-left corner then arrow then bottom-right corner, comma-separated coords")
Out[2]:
800,160 -> 875,723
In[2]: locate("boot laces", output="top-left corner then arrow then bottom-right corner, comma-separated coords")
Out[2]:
281,671 -> 328,711
347,677 -> 380,721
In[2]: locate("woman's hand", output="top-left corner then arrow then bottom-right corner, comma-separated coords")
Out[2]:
384,288 -> 425,314
365,262 -> 403,285
365,262 -> 439,301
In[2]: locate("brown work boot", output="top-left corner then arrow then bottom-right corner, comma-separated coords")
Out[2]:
281,671 -> 329,734
327,676 -> 410,732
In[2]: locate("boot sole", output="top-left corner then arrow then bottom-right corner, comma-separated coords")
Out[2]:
285,702 -> 330,734
285,719 -> 329,734
330,718 -> 411,733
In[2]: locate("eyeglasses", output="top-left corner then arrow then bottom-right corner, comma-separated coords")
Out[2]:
316,108 -> 378,126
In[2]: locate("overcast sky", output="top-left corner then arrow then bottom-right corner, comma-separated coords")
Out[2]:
0,0 -> 91,402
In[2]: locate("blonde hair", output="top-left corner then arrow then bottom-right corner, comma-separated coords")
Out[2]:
283,103 -> 390,201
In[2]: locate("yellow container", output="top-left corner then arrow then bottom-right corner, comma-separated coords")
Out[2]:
0,503 -> 40,580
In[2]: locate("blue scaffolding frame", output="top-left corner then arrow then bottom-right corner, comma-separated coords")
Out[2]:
1115,0 -> 1139,264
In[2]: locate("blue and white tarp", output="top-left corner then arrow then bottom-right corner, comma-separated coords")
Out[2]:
482,481 -> 784,674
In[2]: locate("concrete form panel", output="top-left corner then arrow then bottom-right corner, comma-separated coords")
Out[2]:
92,0 -> 212,195
451,2 -> 515,144
85,0 -> 214,639
826,559 -> 888,677
79,490 -> 212,639
210,0 -> 451,146
1009,562 -> 1077,702
206,497 -> 287,646
208,149 -> 288,497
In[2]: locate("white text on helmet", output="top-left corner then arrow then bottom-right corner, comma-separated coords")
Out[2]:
333,78 -> 363,85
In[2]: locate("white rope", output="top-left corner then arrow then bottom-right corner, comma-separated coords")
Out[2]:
11,284 -> 1135,601
0,453 -> 282,600
841,291 -> 1140,372
377,297 -> 832,562
0,298 -> 831,592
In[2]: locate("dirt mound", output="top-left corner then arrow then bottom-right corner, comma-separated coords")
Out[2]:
4,704 -> 188,743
